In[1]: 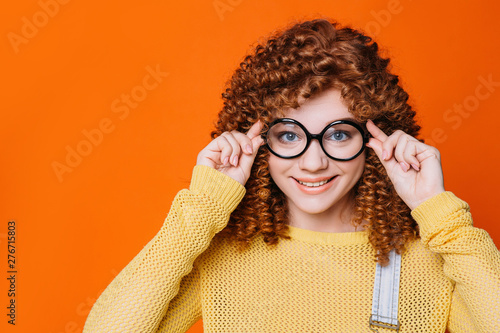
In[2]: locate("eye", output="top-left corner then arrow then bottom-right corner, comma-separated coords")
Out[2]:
327,130 -> 350,142
278,131 -> 300,143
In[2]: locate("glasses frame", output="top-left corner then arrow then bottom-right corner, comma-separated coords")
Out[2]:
264,118 -> 370,161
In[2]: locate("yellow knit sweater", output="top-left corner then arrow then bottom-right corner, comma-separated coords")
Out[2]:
83,165 -> 500,333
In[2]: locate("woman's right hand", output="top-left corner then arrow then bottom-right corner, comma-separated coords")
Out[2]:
196,121 -> 265,185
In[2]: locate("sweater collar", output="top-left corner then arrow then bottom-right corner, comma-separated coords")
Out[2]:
286,225 -> 369,245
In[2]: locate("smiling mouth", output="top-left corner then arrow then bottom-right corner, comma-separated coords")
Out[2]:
294,176 -> 336,187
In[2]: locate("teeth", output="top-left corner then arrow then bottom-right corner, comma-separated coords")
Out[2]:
297,178 -> 331,187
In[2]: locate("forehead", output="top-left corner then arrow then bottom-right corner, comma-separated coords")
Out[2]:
280,88 -> 353,130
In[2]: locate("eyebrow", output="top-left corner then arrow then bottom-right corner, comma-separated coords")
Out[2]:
330,116 -> 360,123
271,116 -> 365,128
275,116 -> 361,123
320,116 -> 364,127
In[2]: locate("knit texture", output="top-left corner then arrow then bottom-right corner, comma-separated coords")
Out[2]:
83,165 -> 500,333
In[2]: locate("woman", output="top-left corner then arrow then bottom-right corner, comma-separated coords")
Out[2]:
83,18 -> 500,332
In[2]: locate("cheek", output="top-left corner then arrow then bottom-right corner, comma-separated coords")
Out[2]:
267,155 -> 293,189
268,155 -> 285,177
343,154 -> 366,180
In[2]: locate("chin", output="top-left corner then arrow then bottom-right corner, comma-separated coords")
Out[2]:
290,198 -> 340,215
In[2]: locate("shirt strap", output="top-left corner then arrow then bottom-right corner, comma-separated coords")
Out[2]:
369,249 -> 402,332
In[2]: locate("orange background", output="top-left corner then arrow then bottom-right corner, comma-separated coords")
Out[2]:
2,0 -> 500,332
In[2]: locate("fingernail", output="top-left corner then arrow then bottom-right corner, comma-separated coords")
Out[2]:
411,163 -> 420,171
223,157 -> 229,165
400,162 -> 409,172
382,150 -> 388,160
232,155 -> 238,166
246,144 -> 253,154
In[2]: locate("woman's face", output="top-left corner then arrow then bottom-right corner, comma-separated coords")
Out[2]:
267,88 -> 366,217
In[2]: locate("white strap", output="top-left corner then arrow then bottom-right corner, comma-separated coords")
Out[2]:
369,249 -> 402,331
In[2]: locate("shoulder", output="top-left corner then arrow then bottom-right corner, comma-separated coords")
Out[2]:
401,237 -> 447,278
403,237 -> 442,262
194,232 -> 241,268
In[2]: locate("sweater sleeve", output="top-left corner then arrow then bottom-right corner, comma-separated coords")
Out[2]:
411,191 -> 500,333
82,165 -> 246,333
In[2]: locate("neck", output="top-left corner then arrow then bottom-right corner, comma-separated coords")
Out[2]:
287,192 -> 364,233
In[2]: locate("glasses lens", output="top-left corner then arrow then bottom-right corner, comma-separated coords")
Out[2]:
322,123 -> 364,159
267,122 -> 307,157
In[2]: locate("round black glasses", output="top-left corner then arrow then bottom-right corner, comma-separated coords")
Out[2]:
264,118 -> 370,161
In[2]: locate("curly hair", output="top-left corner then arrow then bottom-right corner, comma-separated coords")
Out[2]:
211,18 -> 421,266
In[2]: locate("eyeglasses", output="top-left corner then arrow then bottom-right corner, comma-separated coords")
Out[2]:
264,118 -> 369,161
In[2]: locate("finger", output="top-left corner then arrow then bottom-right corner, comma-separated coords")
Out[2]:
243,134 -> 264,161
366,120 -> 394,160
394,135 -> 411,172
216,136 -> 233,166
402,141 -> 421,171
221,132 -> 241,166
366,137 -> 397,171
246,120 -> 264,140
230,130 -> 254,155
251,134 -> 265,151
366,119 -> 389,142
415,146 -> 441,164
381,130 -> 406,161
238,133 -> 265,172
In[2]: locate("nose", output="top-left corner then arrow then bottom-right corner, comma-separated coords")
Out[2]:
298,139 -> 329,172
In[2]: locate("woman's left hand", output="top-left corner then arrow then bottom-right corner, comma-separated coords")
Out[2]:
365,119 -> 445,210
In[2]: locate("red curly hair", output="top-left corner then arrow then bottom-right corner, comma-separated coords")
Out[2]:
212,18 -> 420,266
